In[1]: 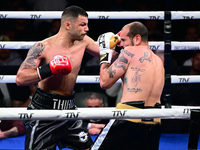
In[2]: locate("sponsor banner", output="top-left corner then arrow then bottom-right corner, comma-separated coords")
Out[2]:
0,107 -> 198,120
0,42 -> 36,49
149,42 -> 164,51
171,75 -> 200,84
88,11 -> 164,20
1,41 -> 200,51
172,42 -> 200,50
0,75 -> 16,83
0,11 -> 61,19
1,75 -> 200,84
0,11 -> 164,20
172,11 -> 200,20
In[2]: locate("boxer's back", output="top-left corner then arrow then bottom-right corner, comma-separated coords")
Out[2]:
121,46 -> 165,106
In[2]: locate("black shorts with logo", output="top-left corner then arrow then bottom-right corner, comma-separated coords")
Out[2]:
25,88 -> 93,150
91,101 -> 161,150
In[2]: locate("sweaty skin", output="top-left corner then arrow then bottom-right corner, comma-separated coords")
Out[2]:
100,23 -> 165,107
16,15 -> 99,96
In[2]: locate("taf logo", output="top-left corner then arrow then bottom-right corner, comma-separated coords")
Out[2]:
65,112 -> 80,118
150,45 -> 160,50
183,109 -> 190,115
149,16 -> 160,20
18,113 -> 34,119
179,78 -> 190,83
30,14 -> 42,19
95,77 -> 100,82
0,76 -> 4,80
0,44 -> 6,49
0,14 -> 7,19
98,16 -> 109,19
183,16 -> 194,19
112,110 -> 127,117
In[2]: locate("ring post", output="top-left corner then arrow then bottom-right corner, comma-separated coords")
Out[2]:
164,11 -> 172,108
188,109 -> 200,150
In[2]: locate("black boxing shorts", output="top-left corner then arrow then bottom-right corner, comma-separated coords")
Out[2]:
91,101 -> 161,150
25,88 -> 93,150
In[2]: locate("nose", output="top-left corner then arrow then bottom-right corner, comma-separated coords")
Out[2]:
85,25 -> 89,32
119,41 -> 123,48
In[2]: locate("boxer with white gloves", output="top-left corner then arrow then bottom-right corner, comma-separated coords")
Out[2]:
97,32 -> 121,64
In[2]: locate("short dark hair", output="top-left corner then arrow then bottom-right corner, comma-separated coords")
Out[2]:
86,93 -> 103,102
127,22 -> 148,42
192,50 -> 200,58
62,5 -> 88,19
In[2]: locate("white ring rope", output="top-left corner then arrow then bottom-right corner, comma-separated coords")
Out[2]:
1,41 -> 200,51
0,11 -> 200,20
0,11 -> 164,20
0,75 -> 199,84
0,106 -> 198,120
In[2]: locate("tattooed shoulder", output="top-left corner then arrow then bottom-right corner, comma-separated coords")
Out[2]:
123,49 -> 135,58
27,42 -> 45,58
20,42 -> 45,68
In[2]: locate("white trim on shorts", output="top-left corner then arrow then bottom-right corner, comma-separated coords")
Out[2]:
29,120 -> 39,150
91,119 -> 115,150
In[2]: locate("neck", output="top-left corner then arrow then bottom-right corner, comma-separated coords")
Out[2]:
53,32 -> 75,48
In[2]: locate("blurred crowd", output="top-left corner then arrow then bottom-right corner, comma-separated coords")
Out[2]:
0,0 -> 200,134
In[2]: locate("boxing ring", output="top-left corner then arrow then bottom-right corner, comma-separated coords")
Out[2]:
1,11 -> 200,149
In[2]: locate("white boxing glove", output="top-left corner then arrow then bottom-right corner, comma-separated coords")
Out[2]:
97,32 -> 121,64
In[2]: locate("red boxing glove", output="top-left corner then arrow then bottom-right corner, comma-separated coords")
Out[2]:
49,55 -> 71,75
37,55 -> 72,80
116,31 -> 121,47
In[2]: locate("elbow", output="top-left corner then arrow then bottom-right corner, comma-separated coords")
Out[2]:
15,77 -> 22,86
100,81 -> 112,89
15,75 -> 25,86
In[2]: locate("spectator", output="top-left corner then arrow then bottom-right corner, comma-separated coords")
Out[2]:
82,93 -> 109,135
106,83 -> 122,106
0,120 -> 26,139
182,25 -> 200,66
20,83 -> 38,107
0,35 -> 23,66
37,19 -> 61,40
181,51 -> 200,106
0,35 -> 30,107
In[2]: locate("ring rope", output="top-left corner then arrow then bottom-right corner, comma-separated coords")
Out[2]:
0,106 -> 198,120
0,11 -> 164,20
1,41 -> 200,51
0,75 -> 198,84
0,11 -> 200,20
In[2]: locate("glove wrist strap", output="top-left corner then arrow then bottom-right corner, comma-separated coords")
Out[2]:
100,49 -> 113,64
37,64 -> 53,80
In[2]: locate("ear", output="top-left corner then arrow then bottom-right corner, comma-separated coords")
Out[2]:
64,21 -> 70,30
134,34 -> 141,46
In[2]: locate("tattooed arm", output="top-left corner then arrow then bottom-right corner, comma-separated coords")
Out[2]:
16,42 -> 44,86
100,50 -> 131,89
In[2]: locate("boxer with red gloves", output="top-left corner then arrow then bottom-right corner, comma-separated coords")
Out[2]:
16,5 -> 100,150
37,55 -> 72,80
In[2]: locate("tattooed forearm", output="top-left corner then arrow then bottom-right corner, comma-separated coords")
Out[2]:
107,65 -> 116,78
114,62 -> 126,71
102,63 -> 110,70
123,49 -> 135,58
139,51 -> 151,63
20,42 -> 45,68
114,53 -> 128,71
